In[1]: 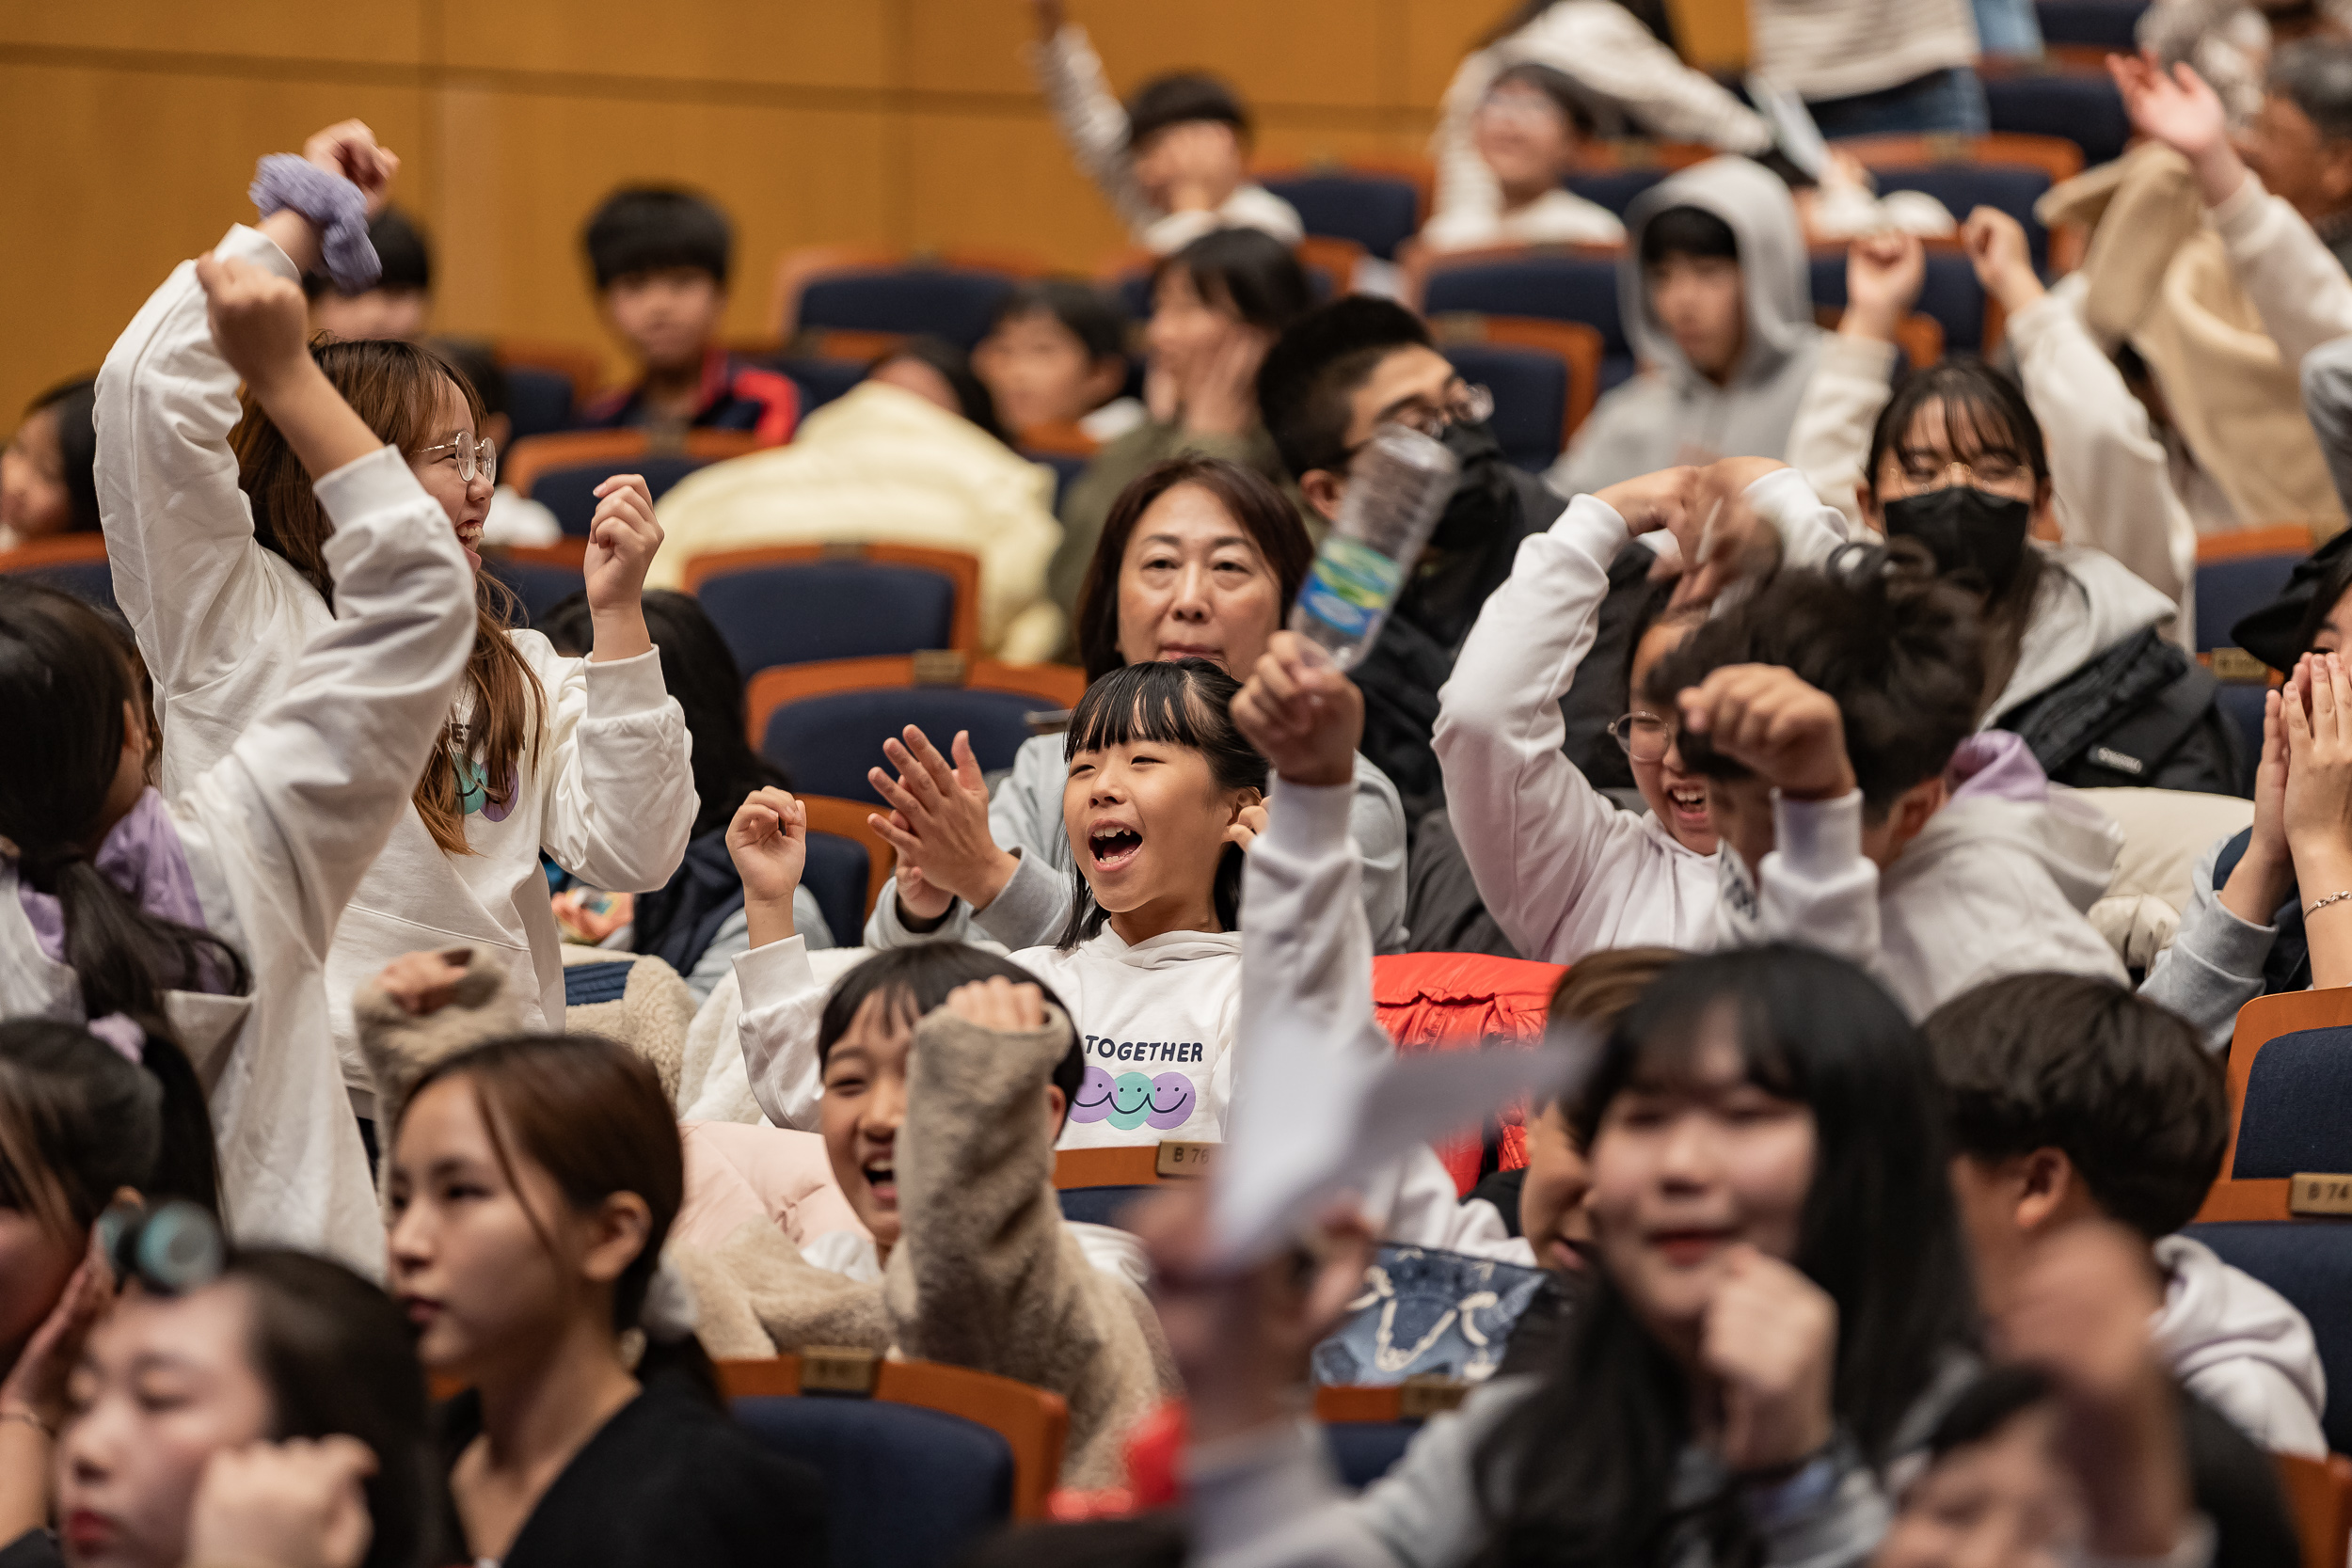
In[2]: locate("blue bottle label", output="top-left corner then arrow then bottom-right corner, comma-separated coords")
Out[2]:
1298,536 -> 1405,636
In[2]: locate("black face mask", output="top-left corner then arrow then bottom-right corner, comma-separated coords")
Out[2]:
1881,484 -> 2032,600
1427,419 -> 1514,554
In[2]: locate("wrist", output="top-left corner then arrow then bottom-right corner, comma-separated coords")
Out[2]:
2193,143 -> 2249,207
744,895 -> 797,948
967,848 -> 1020,911
246,353 -> 326,412
1994,272 -> 2047,315
1279,759 -> 1353,789
587,604 -> 652,663
1778,761 -> 1858,804
1843,302 -> 1902,343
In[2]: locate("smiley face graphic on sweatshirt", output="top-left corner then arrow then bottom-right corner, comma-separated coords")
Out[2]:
1070,1035 -> 1204,1133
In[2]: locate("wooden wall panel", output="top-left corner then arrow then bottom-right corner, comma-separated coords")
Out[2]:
425,90 -> 892,387
469,0 -> 891,89
0,63 -> 429,416
0,0 -> 1518,419
0,0 -> 426,65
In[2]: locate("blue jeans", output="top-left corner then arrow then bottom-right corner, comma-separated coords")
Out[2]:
1971,0 -> 2045,57
1806,67 -> 1993,137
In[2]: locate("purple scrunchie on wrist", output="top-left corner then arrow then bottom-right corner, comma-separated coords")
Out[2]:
248,152 -> 381,293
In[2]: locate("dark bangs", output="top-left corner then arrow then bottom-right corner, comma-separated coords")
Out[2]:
1568,962 -> 1803,1148
1064,657 -> 1254,782
1866,357 -> 2048,499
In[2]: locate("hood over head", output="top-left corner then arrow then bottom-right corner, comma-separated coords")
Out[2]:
1620,156 -> 1813,388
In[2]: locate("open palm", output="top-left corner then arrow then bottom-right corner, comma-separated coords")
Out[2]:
2108,51 -> 2226,162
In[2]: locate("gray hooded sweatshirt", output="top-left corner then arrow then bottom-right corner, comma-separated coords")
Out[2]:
1547,157 -> 1824,499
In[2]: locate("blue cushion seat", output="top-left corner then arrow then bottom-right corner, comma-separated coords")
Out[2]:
696,562 -> 961,677
762,687 -> 1048,805
732,1394 -> 1011,1568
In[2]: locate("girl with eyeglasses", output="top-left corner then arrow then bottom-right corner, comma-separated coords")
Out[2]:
96,119 -> 695,1163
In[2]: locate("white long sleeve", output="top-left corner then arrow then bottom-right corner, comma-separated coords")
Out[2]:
733,935 -> 828,1132
2007,289 -> 2198,641
1787,332 -> 1899,528
2210,169 -> 2352,372
97,224 -> 321,792
1435,497 -> 1719,961
177,445 -> 477,1267
526,642 -> 697,895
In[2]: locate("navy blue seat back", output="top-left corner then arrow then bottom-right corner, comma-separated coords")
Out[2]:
1323,1423 -> 1417,1490
1986,72 -> 2132,170
484,559 -> 586,629
796,268 -> 1021,352
1057,1185 -> 1156,1227
1563,167 -> 1672,218
535,454 -> 716,537
1024,451 -> 1090,513
1440,342 -> 1567,471
697,562 -> 959,677
801,831 -> 872,950
732,1394 -> 1012,1568
502,367 -> 577,442
2213,683 -> 2266,799
2231,1026 -> 2352,1178
1867,164 -> 2055,269
2034,0 -> 2146,47
774,356 -> 867,414
1423,256 -> 1631,388
1260,172 -> 1422,261
2183,1220 -> 2352,1451
1811,253 -> 1984,356
762,688 -> 1046,804
12,559 -> 118,613
2199,552 -> 2306,654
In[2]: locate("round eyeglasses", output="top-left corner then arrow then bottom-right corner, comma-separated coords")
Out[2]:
1607,711 -> 1675,764
418,432 -> 498,487
1338,382 -> 1495,466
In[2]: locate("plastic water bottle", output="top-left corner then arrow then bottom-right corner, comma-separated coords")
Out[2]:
1290,423 -> 1458,670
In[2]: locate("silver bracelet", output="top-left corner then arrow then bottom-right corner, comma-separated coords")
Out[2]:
2306,889 -> 2352,917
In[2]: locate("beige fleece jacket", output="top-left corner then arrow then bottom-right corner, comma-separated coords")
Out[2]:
666,1004 -> 1178,1490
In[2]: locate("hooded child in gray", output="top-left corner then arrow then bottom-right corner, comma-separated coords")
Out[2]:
1548,156 -> 1822,498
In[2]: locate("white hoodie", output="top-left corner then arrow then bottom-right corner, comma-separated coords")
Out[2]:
2153,1233 -> 2328,1459
1435,467 -> 1851,964
1720,733 -> 2128,1020
98,226 -> 698,1115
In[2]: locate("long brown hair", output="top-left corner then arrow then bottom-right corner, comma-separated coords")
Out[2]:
398,1033 -> 712,1394
231,338 -> 542,854
1073,454 -> 1314,680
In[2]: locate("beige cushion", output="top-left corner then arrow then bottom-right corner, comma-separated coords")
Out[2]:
2077,787 -> 2253,970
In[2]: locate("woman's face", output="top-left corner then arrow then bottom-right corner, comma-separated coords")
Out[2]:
1474,82 -> 1579,196
1,406 -> 74,541
1063,732 -> 1253,927
56,1283 -> 272,1568
405,377 -> 492,569
1629,617 -> 1715,855
818,992 -> 913,1255
1866,397 -> 2052,530
1145,268 -> 1238,379
1587,1015 -> 1817,1345
385,1075 -> 588,1379
1115,483 -> 1283,674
